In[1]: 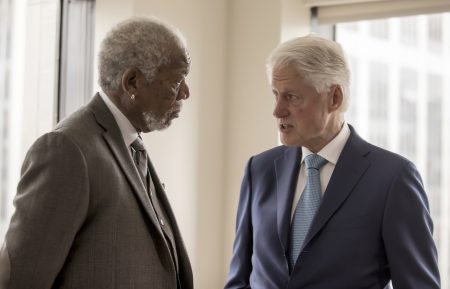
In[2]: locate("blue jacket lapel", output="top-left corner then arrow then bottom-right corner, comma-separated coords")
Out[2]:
275,146 -> 302,254
303,127 -> 371,248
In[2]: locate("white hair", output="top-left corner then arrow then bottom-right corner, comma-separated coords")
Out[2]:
267,34 -> 351,111
98,17 -> 187,93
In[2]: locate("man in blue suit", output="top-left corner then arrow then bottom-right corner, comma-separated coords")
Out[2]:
224,35 -> 440,289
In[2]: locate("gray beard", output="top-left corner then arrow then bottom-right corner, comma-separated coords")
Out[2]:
142,101 -> 182,131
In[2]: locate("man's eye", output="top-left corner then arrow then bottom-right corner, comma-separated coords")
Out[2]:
173,79 -> 183,89
168,80 -> 182,92
287,94 -> 303,104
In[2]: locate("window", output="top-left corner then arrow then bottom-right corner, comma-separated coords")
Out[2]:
0,0 -> 14,240
426,73 -> 443,241
399,67 -> 417,163
0,0 -> 63,242
428,14 -> 443,53
369,19 -> 389,39
0,0 -> 95,243
368,61 -> 389,148
58,0 -> 95,120
336,12 -> 450,288
400,16 -> 418,46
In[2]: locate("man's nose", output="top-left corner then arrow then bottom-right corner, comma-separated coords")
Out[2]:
177,80 -> 190,100
273,98 -> 288,118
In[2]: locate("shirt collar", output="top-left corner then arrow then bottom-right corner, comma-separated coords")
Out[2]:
99,90 -> 138,147
301,122 -> 351,165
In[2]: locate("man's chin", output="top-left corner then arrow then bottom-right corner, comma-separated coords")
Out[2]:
156,124 -> 170,131
145,120 -> 172,132
158,118 -> 175,130
141,111 -> 179,132
279,135 -> 300,147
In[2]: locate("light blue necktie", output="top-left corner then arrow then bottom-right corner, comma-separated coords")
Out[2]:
289,154 -> 327,270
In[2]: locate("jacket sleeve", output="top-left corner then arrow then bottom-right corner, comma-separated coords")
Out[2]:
382,161 -> 440,289
3,132 -> 89,289
224,158 -> 254,289
0,242 -> 10,289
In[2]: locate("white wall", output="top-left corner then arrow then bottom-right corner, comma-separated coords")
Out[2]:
94,1 -> 311,287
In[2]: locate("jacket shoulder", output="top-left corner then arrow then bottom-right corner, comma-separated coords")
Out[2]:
365,142 -> 412,168
53,104 -> 103,145
250,145 -> 292,167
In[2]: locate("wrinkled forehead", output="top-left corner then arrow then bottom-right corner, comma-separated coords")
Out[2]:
155,51 -> 190,79
168,46 -> 190,71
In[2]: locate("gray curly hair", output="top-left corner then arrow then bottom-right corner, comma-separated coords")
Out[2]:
98,17 -> 187,93
267,34 -> 351,111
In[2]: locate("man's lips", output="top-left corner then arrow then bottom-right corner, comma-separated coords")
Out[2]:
279,123 -> 293,130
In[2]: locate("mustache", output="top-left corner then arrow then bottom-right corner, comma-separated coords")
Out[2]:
168,101 -> 182,114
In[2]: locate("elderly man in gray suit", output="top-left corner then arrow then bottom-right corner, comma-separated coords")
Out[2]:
0,17 -> 192,289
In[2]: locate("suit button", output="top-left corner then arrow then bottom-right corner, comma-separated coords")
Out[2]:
160,218 -> 165,226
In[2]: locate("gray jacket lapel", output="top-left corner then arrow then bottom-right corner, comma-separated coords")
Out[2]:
86,94 -> 162,232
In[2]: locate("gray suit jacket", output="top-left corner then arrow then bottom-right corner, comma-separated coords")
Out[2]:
0,94 -> 193,289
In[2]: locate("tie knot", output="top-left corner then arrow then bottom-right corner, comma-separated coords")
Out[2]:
131,135 -> 146,152
304,154 -> 327,170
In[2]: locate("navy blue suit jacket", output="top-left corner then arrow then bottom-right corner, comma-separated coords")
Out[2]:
225,127 -> 440,289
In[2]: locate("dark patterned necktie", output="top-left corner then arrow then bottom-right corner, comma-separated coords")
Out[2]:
130,135 -> 148,189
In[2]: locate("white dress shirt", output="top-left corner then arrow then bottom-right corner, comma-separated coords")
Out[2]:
290,123 -> 351,221
99,90 -> 139,152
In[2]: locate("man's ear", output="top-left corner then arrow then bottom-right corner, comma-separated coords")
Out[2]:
121,68 -> 139,96
328,84 -> 343,112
